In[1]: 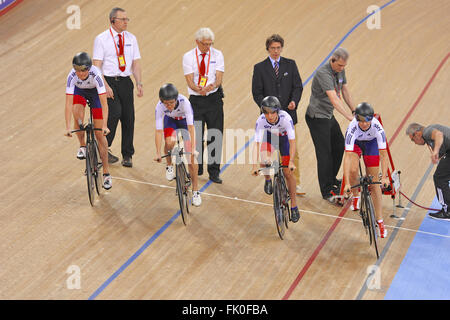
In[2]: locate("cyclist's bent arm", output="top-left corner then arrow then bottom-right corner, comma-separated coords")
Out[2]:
252,141 -> 261,173
343,151 -> 351,191
187,124 -> 196,155
155,130 -> 163,159
288,138 -> 296,169
99,94 -> 109,132
379,149 -> 390,185
65,94 -> 73,132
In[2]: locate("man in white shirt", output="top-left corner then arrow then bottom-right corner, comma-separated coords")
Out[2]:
93,7 -> 143,168
182,27 -> 225,184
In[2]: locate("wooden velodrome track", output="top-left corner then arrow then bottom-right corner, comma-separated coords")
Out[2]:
1,0 -> 449,300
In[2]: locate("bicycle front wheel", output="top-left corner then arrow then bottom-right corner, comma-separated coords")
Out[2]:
273,176 -> 286,240
92,138 -> 102,196
176,163 -> 188,225
366,195 -> 380,259
85,143 -> 96,206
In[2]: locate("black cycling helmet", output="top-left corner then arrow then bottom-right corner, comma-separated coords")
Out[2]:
355,102 -> 374,122
260,96 -> 281,114
72,52 -> 92,71
159,83 -> 179,101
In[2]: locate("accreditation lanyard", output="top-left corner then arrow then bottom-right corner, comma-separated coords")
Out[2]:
195,48 -> 210,87
110,28 -> 126,70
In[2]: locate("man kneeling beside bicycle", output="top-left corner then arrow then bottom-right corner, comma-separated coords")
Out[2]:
251,96 -> 300,223
154,83 -> 201,207
343,102 -> 390,238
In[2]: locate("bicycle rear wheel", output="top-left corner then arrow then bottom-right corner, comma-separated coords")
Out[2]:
273,175 -> 286,240
366,195 -> 380,259
85,143 -> 96,206
176,163 -> 188,225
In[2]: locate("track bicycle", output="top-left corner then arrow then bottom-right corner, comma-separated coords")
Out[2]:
350,161 -> 381,259
260,152 -> 291,240
161,131 -> 192,225
71,106 -> 102,206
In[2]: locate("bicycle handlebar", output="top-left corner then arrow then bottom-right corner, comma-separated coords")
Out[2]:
70,124 -> 102,134
350,176 -> 382,190
161,148 -> 191,159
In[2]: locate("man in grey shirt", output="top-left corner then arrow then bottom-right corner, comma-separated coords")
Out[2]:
407,123 -> 450,220
305,47 -> 355,201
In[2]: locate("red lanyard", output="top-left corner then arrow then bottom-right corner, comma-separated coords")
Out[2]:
109,28 -> 125,55
195,48 -> 210,76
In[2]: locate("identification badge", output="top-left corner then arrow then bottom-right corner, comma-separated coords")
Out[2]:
198,75 -> 208,87
118,55 -> 126,68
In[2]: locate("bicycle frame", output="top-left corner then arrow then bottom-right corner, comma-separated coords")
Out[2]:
261,151 -> 291,239
162,131 -> 192,225
71,107 -> 102,206
351,161 -> 381,258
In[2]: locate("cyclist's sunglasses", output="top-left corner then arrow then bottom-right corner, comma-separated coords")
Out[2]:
356,114 -> 373,122
73,65 -> 90,72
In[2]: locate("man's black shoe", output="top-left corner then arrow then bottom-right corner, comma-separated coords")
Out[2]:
122,156 -> 132,168
209,175 -> 222,184
429,209 -> 450,221
264,179 -> 273,195
108,151 -> 119,164
291,207 -> 300,223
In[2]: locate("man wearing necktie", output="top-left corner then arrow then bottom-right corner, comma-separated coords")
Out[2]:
183,27 -> 225,184
252,34 -> 305,195
93,7 -> 143,168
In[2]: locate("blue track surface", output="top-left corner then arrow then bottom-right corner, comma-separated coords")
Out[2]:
385,197 -> 450,300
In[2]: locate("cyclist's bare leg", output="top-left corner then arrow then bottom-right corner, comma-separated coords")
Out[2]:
366,166 -> 383,221
93,118 -> 109,175
72,104 -> 85,146
283,167 -> 297,208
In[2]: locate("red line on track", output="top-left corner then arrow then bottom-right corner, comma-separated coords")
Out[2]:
282,52 -> 450,300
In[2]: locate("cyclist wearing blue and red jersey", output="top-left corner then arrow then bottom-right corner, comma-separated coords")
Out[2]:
251,96 -> 300,223
343,102 -> 390,237
64,52 -> 112,190
154,83 -> 201,207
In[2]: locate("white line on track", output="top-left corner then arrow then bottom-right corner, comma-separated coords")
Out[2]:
113,175 -> 450,239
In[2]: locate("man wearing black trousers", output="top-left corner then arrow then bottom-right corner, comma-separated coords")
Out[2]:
252,34 -> 304,195
183,27 -> 225,184
93,7 -> 143,168
407,123 -> 450,220
305,47 -> 355,202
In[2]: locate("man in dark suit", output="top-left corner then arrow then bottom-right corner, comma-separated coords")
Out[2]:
252,34 -> 305,195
